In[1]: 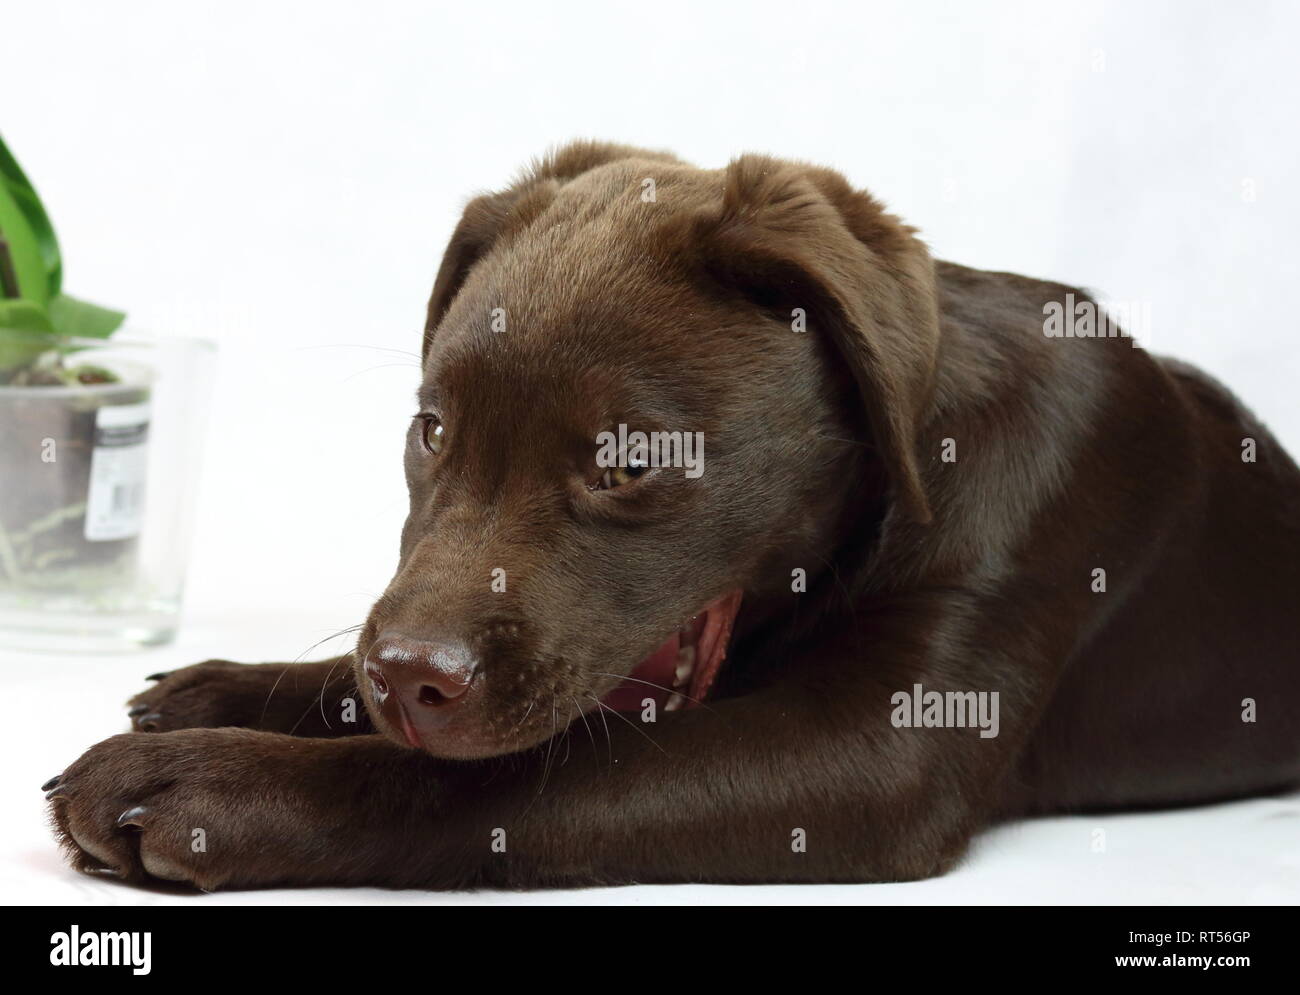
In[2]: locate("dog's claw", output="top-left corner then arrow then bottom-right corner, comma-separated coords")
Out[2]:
41,775 -> 62,791
127,704 -> 150,717
145,672 -> 169,682
45,788 -> 69,802
136,713 -> 163,732
116,806 -> 148,829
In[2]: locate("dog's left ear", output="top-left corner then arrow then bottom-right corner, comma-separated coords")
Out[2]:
691,156 -> 940,525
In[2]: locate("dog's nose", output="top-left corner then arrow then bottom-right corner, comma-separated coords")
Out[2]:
364,632 -> 479,713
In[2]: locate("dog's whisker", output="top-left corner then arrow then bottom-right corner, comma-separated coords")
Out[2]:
588,694 -> 667,756
533,703 -> 559,799
259,625 -> 364,729
559,704 -> 574,767
295,343 -> 422,360
285,655 -> 352,737
571,695 -> 600,770
258,666 -> 295,728
507,698 -> 536,740
586,694 -> 615,765
591,671 -> 717,714
312,656 -> 348,732
293,624 -> 364,665
340,362 -> 424,384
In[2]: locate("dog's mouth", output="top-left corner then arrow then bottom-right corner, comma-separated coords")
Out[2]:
598,589 -> 744,713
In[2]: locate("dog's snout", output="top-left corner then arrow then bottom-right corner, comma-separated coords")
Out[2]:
364,632 -> 480,722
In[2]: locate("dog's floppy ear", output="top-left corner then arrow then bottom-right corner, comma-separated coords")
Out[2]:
693,156 -> 940,525
423,140 -> 682,360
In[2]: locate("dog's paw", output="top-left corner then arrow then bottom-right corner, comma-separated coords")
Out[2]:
125,659 -> 282,733
45,728 -> 325,889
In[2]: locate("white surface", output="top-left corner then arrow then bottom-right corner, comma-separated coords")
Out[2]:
4,614 -> 1298,905
1,0 -> 1298,904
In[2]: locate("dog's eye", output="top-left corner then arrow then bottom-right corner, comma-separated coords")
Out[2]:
419,416 -> 445,456
596,452 -> 650,490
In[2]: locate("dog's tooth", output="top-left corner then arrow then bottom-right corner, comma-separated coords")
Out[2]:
665,692 -> 685,712
674,644 -> 696,687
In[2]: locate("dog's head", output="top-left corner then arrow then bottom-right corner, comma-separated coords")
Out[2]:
356,141 -> 939,758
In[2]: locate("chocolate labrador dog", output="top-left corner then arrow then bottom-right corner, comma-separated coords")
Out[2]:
47,141 -> 1300,889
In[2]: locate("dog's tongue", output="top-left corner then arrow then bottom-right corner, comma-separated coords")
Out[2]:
600,590 -> 743,713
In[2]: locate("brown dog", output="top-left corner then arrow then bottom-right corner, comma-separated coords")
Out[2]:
46,142 -> 1300,889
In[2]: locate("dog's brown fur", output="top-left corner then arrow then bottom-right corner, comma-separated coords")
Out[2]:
48,142 -> 1300,889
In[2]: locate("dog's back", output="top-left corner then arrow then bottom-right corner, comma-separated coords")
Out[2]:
930,266 -> 1300,815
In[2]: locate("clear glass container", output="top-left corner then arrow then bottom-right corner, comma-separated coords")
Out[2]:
0,331 -> 215,651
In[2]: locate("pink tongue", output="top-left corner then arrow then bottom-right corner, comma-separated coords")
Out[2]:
600,631 -> 680,713
599,589 -> 744,713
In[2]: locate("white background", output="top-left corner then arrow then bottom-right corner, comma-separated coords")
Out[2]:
1,0 -> 1297,905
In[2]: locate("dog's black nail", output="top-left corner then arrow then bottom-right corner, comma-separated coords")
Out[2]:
41,775 -> 62,791
45,789 -> 69,802
127,704 -> 150,717
137,713 -> 162,731
116,806 -> 148,829
145,672 -> 168,681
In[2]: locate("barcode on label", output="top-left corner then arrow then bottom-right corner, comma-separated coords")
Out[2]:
112,482 -> 144,516
85,401 -> 151,542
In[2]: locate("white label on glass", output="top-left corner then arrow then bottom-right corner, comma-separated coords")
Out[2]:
84,401 -> 151,542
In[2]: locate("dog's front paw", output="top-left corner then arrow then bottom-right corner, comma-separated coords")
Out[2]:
126,659 -> 284,733
45,728 -> 336,889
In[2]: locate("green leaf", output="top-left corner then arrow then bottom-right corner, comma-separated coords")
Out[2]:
46,293 -> 125,339
0,135 -> 126,377
0,304 -> 54,371
0,134 -> 61,304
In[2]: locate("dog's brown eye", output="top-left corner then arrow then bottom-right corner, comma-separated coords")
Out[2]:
420,417 -> 445,456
